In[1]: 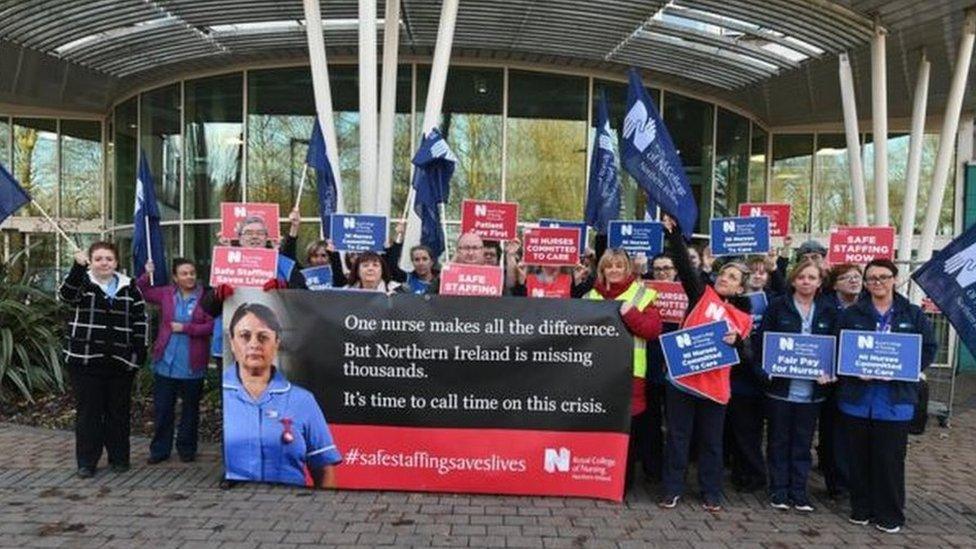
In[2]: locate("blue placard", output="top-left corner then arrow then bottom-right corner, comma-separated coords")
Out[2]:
330,214 -> 388,252
660,320 -> 740,379
762,332 -> 836,380
746,291 -> 768,329
710,216 -> 770,256
539,219 -> 588,256
301,265 -> 333,291
837,330 -> 923,382
607,220 -> 664,256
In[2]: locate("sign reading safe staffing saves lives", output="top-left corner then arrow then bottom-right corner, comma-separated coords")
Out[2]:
837,330 -> 922,382
710,216 -> 771,256
210,246 -> 278,287
659,320 -> 740,379
762,332 -> 836,380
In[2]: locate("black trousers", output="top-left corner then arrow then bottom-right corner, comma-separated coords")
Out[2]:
766,399 -> 819,502
726,393 -> 766,487
632,383 -> 666,481
663,384 -> 726,501
150,374 -> 205,460
818,391 -> 850,494
846,414 -> 909,528
70,367 -> 135,469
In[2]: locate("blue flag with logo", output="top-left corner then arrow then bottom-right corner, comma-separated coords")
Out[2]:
585,91 -> 621,235
0,162 -> 30,225
133,151 -> 167,284
621,68 -> 697,239
912,222 -> 976,357
411,128 -> 456,261
307,119 -> 338,238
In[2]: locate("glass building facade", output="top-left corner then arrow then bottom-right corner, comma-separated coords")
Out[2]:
0,62 -> 959,283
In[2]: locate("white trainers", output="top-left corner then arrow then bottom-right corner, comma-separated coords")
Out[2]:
848,516 -> 870,525
658,495 -> 680,509
875,523 -> 902,534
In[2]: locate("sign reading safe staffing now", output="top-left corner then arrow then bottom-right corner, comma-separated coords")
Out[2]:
762,332 -> 836,380
660,320 -> 740,378
837,330 -> 922,382
738,203 -> 791,237
522,227 -> 581,266
607,221 -> 664,256
222,290 -> 634,501
828,226 -> 895,264
220,202 -> 280,240
330,214 -> 388,252
210,246 -> 278,287
461,200 -> 519,241
710,216 -> 771,256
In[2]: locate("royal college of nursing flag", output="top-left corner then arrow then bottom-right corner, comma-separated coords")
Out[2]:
912,222 -> 976,357
407,128 -> 456,264
621,68 -> 698,239
133,151 -> 167,284
307,119 -> 338,237
585,91 -> 621,235
0,162 -> 31,225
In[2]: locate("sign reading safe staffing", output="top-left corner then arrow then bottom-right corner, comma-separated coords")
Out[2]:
439,264 -> 505,297
210,246 -> 278,287
828,226 -> 896,264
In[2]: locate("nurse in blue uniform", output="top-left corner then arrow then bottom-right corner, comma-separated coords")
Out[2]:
223,302 -> 341,487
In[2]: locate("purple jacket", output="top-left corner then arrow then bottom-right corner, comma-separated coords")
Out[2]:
137,274 -> 214,372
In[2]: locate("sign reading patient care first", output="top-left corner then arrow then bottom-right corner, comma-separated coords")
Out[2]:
461,199 -> 518,241
523,227 -> 581,266
220,202 -> 280,241
738,203 -> 791,237
439,264 -> 504,296
210,246 -> 278,287
828,226 -> 895,264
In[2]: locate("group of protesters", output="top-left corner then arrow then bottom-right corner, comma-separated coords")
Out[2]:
58,205 -> 935,534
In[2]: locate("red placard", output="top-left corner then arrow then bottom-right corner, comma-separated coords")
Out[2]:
522,227 -> 581,266
220,202 -> 281,241
644,280 -> 688,324
461,199 -> 519,241
526,273 -> 572,298
210,246 -> 278,287
439,263 -> 504,296
738,203 -> 791,237
828,226 -> 896,265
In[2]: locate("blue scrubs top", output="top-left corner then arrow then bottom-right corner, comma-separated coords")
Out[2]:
223,366 -> 342,486
154,289 -> 202,380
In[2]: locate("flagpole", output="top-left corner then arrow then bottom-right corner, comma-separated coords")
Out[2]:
30,199 -> 79,252
144,216 -> 154,285
294,164 -> 309,210
439,202 -> 450,260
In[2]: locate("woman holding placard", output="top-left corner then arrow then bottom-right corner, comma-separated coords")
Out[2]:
343,251 -> 405,295
835,259 -> 936,533
757,259 -> 837,512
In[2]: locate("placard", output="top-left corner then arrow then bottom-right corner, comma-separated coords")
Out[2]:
837,330 -> 922,382
762,332 -> 836,380
210,246 -> 278,287
461,199 -> 519,241
439,264 -> 504,296
644,280 -> 688,324
607,221 -> 664,256
738,203 -> 791,237
220,202 -> 280,240
526,273 -> 572,298
539,219 -> 588,256
710,216 -> 771,256
745,291 -> 768,329
330,214 -> 388,252
302,265 -> 334,291
828,226 -> 896,264
660,320 -> 740,379
522,227 -> 581,266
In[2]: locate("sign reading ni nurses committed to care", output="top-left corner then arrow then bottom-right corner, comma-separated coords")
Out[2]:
828,226 -> 895,264
643,281 -> 688,324
762,332 -> 836,380
461,199 -> 519,241
330,214 -> 388,252
738,203 -> 791,237
539,220 -> 588,257
837,330 -> 923,382
210,246 -> 278,287
710,216 -> 771,256
522,227 -> 581,266
220,202 -> 280,241
439,264 -> 505,296
660,320 -> 740,379
607,221 -> 664,256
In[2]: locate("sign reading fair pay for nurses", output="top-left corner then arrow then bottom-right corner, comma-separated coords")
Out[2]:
762,332 -> 836,380
660,320 -> 740,378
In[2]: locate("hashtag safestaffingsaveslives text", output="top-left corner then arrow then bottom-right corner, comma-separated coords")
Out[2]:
344,448 -> 528,475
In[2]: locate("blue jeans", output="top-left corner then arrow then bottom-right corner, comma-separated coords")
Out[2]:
766,398 -> 820,503
150,374 -> 204,460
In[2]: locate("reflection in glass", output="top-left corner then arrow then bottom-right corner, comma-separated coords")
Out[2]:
13,118 -> 57,217
60,120 -> 102,220
713,109 -> 750,219
664,94 -> 714,233
0,116 -> 9,166
770,134 -> 813,233
184,74 -> 242,220
141,84 -> 181,221
115,98 -> 138,224
25,233 -> 57,291
184,223 -> 220,282
812,133 -> 850,232
507,70 -> 587,222
749,125 -> 767,202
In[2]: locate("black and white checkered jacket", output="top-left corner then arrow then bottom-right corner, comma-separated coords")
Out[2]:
59,263 -> 148,370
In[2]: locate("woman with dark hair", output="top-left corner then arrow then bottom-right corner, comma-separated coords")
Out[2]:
344,251 -> 404,294
59,241 -> 148,478
139,258 -> 214,464
836,259 -> 937,533
223,302 -> 342,487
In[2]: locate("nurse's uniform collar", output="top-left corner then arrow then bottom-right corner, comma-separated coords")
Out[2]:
223,364 -> 292,393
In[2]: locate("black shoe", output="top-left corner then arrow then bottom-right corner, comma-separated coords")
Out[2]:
219,479 -> 238,490
76,467 -> 95,479
146,455 -> 168,465
110,463 -> 130,473
179,454 -> 196,463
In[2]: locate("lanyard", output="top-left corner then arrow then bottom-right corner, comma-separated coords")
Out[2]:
875,307 -> 894,333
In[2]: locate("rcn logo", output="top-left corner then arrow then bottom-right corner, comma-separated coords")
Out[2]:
544,447 -> 570,473
722,220 -> 737,233
621,224 -> 633,236
475,204 -> 488,217
343,217 -> 357,229
704,303 -> 726,321
675,333 -> 692,349
857,335 -> 875,350
749,207 -> 762,217
227,251 -> 242,264
779,337 -> 795,351
234,206 -> 248,217
622,101 -> 657,153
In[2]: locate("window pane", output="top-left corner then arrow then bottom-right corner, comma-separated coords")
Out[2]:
13,118 -> 57,217
0,116 -> 9,166
60,120 -> 102,220
141,84 -> 182,221
183,223 -> 220,282
714,108 -> 750,219
114,98 -> 138,224
106,116 -> 115,226
506,70 -> 587,222
185,74 -> 242,220
417,66 -> 503,219
664,94 -> 714,234
25,232 -> 57,291
770,134 -> 813,234
812,133 -> 849,233
749,125 -> 767,202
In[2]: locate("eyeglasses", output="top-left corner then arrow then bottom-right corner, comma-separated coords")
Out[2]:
865,274 -> 894,284
837,274 -> 862,283
458,245 -> 483,251
241,230 -> 268,237
652,266 -> 675,272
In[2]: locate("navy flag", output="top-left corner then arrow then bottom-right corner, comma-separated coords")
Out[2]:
621,68 -> 698,239
411,128 -> 456,261
133,151 -> 167,284
0,162 -> 30,225
307,120 -> 338,238
912,222 -> 976,357
585,91 -> 621,235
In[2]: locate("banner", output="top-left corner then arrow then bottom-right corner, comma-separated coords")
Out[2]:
738,203 -> 791,237
522,227 -> 581,266
660,320 -> 740,379
710,216 -> 771,256
461,199 -> 518,241
439,264 -> 504,297
221,202 -> 280,241
828,226 -> 895,264
302,265 -> 334,291
222,290 -> 633,501
584,91 -> 621,235
644,281 -> 687,324
526,273 -> 571,298
607,220 -> 664,256
762,332 -> 836,380
539,219 -> 588,257
330,214 -> 388,252
210,246 -> 278,287
912,222 -> 976,357
837,330 -> 922,382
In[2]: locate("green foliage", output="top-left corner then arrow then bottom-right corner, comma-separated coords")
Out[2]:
0,248 -> 67,403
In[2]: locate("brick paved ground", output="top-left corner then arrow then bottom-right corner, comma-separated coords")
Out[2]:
1,410 -> 974,548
